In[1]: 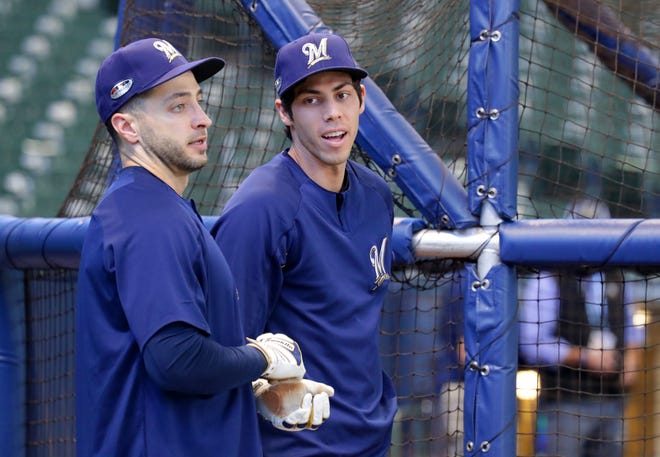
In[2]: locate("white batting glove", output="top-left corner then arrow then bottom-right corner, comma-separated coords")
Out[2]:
252,378 -> 334,431
247,333 -> 306,380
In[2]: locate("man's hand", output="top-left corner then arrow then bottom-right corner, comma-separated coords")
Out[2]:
622,347 -> 643,388
247,333 -> 306,380
252,378 -> 334,431
581,347 -> 620,373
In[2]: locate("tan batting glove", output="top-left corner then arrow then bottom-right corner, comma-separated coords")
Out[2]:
252,378 -> 335,431
247,332 -> 306,380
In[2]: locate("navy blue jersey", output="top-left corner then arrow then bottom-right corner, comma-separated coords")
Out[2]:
76,167 -> 261,457
213,151 -> 397,457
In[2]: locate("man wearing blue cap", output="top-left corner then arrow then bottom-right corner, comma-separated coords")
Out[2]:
76,38 -> 310,457
212,33 -> 397,456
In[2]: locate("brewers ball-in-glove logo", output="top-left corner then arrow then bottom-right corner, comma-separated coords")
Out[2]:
370,237 -> 390,291
302,37 -> 331,68
152,39 -> 182,62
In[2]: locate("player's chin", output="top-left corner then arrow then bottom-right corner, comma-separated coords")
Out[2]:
184,153 -> 208,172
195,155 -> 209,169
188,146 -> 209,160
322,148 -> 351,166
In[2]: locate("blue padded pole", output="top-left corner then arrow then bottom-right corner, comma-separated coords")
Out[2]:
0,283 -> 18,457
462,263 -> 518,457
0,215 -> 658,270
500,218 -> 660,267
0,216 -> 88,270
467,1 -> 520,220
114,0 -> 126,49
464,1 -> 520,456
239,0 -> 476,229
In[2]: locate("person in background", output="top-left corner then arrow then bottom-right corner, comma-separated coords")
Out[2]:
212,32 -> 397,456
76,37 -> 308,457
519,198 -> 644,457
383,263 -> 465,457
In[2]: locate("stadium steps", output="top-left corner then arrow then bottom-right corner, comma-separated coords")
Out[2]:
0,0 -> 117,216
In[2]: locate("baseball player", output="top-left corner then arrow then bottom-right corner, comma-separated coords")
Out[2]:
76,38 -> 311,457
212,33 -> 397,456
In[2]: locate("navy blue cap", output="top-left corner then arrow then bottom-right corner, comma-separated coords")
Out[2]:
274,33 -> 368,98
95,38 -> 225,123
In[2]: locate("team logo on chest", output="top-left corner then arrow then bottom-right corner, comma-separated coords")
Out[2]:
302,37 -> 331,68
370,237 -> 391,291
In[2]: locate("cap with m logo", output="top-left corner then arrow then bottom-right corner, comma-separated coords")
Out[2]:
95,37 -> 225,123
274,33 -> 368,98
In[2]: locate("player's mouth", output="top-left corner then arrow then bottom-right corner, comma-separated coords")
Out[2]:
322,130 -> 346,141
189,136 -> 207,148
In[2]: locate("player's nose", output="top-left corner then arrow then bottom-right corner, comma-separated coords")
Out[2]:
193,103 -> 212,128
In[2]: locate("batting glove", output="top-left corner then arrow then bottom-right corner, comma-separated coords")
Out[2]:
247,332 -> 306,380
252,378 -> 334,431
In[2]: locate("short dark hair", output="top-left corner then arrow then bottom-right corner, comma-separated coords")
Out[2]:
105,94 -> 145,143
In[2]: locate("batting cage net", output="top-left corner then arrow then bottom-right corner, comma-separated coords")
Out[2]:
0,0 -> 658,456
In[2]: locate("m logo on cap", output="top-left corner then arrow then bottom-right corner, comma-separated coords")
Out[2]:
152,39 -> 182,63
302,37 -> 330,69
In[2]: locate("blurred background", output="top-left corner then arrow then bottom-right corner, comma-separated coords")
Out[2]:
0,0 -> 118,217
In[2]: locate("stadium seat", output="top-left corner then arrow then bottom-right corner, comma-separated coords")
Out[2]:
0,0 -> 117,216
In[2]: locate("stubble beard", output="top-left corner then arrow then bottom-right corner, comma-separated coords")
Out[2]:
142,128 -> 207,174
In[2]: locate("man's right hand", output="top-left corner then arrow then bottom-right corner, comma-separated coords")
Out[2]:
252,378 -> 334,431
247,332 -> 306,380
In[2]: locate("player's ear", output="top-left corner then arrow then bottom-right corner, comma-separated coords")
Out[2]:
358,84 -> 366,114
275,99 -> 293,127
110,112 -> 140,144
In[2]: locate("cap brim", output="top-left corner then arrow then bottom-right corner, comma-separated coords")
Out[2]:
280,66 -> 368,99
190,57 -> 225,83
